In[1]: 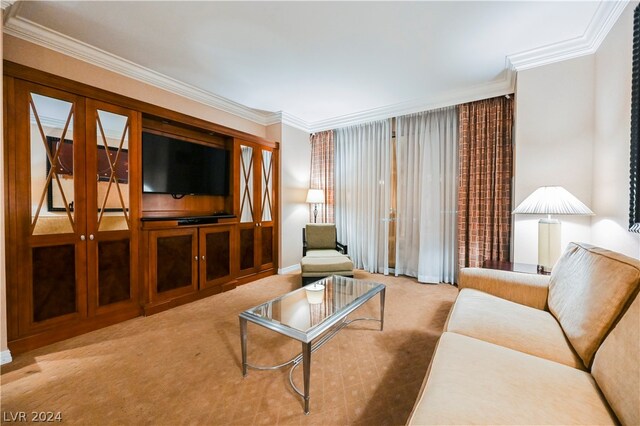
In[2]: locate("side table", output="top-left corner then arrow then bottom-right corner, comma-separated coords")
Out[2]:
481,260 -> 551,276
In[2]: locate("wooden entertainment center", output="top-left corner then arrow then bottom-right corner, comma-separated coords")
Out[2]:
3,62 -> 280,353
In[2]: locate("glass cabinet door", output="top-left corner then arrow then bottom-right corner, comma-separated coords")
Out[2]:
238,144 -> 256,273
259,148 -> 275,269
15,81 -> 88,334
85,100 -> 138,315
236,141 -> 277,277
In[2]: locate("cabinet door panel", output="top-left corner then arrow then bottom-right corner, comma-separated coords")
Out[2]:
32,244 -> 77,322
13,81 -> 88,335
86,100 -> 139,315
157,235 -> 194,292
260,225 -> 274,267
97,238 -> 131,306
258,147 -> 276,270
239,226 -> 256,272
149,229 -> 198,302
200,225 -> 236,289
234,140 -> 277,276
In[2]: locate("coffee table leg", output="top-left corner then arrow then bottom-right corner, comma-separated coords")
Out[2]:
240,317 -> 248,377
380,288 -> 386,331
302,342 -> 312,414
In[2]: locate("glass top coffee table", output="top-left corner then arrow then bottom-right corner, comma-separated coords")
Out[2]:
239,275 -> 386,414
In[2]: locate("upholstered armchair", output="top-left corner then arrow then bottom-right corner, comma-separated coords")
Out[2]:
302,224 -> 348,256
300,224 -> 353,285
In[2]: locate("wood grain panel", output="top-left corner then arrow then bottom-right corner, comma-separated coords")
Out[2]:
97,239 -> 131,306
32,244 -> 77,322
142,194 -> 226,217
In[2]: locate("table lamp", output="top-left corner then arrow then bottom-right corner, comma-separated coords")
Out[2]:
306,189 -> 325,223
513,186 -> 594,272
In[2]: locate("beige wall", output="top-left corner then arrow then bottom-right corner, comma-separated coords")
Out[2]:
514,2 -> 640,262
1,10 -> 9,359
278,124 -> 311,272
513,55 -> 596,264
592,2 -> 640,257
3,35 -> 267,139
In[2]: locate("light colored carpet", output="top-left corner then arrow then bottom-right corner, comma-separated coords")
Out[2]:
1,271 -> 458,425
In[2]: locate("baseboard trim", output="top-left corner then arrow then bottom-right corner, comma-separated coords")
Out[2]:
278,264 -> 301,275
1,349 -> 13,365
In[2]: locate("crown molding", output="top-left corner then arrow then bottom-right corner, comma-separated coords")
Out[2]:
308,67 -> 515,132
2,1 -> 626,134
265,111 -> 310,133
508,0 -> 628,71
3,14 -> 275,126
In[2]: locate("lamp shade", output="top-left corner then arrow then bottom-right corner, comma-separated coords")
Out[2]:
306,189 -> 325,204
513,186 -> 594,215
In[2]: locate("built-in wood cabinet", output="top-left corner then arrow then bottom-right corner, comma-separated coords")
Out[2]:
5,79 -> 141,352
4,62 -> 280,354
145,223 -> 237,312
235,139 -> 278,278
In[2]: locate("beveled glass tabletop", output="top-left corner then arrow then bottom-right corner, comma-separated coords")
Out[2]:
239,275 -> 385,343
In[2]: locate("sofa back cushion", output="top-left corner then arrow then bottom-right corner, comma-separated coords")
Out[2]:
548,242 -> 640,367
305,224 -> 337,250
591,293 -> 640,426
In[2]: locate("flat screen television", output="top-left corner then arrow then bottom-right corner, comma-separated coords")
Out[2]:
142,132 -> 229,196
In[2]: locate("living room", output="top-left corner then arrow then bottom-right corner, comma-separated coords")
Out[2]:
1,1 -> 639,425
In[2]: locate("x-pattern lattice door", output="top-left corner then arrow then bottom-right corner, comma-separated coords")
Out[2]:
95,110 -> 130,232
240,145 -> 254,223
29,93 -> 76,236
261,149 -> 273,222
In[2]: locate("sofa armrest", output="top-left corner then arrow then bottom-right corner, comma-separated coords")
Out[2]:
458,268 -> 550,310
336,242 -> 348,255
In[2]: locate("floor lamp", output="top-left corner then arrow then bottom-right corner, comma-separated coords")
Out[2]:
513,186 -> 594,272
306,189 -> 325,223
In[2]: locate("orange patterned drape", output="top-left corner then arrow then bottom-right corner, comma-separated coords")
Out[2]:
309,130 -> 334,223
458,96 -> 514,268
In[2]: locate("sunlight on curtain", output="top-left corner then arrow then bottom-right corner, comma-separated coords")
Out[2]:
395,107 -> 458,284
335,120 -> 392,274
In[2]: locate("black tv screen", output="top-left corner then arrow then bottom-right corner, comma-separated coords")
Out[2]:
142,132 -> 229,196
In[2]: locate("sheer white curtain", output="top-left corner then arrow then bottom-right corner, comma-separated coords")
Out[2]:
395,107 -> 458,283
335,120 -> 392,274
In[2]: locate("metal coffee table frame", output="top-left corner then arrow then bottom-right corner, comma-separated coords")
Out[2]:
239,276 -> 386,414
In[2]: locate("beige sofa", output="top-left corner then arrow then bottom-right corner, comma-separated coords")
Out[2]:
408,242 -> 640,425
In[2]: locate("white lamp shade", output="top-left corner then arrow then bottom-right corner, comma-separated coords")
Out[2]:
306,189 -> 325,204
513,186 -> 594,215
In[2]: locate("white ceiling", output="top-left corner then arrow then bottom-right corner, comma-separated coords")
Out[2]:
3,1 -> 627,131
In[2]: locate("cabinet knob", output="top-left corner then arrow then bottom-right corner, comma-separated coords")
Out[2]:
80,235 -> 86,241
194,256 -> 199,261
201,255 -> 205,260
89,234 -> 95,241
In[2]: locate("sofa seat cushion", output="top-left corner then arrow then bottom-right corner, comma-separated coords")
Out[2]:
548,242 -> 640,367
300,255 -> 354,274
304,249 -> 345,257
408,332 -> 616,425
446,288 -> 584,369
